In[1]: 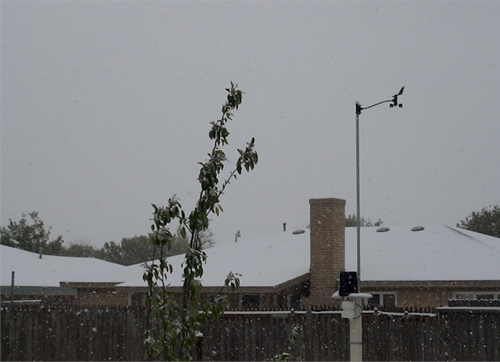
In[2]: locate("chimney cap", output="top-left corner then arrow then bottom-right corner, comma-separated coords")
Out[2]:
309,198 -> 346,205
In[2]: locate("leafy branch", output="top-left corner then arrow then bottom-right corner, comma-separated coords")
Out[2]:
143,82 -> 257,360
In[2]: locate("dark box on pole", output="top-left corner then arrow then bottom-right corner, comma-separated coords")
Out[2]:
339,271 -> 358,296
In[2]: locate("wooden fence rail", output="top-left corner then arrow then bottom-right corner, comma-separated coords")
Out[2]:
2,306 -> 500,361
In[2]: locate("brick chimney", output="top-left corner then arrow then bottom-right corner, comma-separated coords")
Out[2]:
308,198 -> 346,306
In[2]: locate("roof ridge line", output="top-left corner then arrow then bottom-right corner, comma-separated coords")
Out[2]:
443,224 -> 475,239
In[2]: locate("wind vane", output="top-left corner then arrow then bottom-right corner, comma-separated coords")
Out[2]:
356,86 -> 405,114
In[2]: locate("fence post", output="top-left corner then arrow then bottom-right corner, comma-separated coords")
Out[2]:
305,306 -> 312,360
10,271 -> 15,306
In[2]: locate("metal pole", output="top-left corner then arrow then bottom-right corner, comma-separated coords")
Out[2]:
350,298 -> 363,361
10,271 -> 15,306
350,88 -> 403,362
354,102 -> 363,362
355,102 -> 361,287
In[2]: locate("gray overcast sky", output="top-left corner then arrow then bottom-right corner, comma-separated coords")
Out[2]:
2,1 -> 499,248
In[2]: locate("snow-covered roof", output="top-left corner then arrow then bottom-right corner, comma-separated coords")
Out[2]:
64,224 -> 500,288
346,225 -> 500,281
66,230 -> 311,288
3,224 -> 500,289
0,245 -> 127,287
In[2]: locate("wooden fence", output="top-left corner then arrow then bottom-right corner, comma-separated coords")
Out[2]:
1,306 -> 148,361
2,305 -> 500,361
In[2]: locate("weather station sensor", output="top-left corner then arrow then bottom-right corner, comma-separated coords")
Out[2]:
339,271 -> 359,296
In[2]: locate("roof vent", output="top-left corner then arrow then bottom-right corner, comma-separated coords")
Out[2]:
292,229 -> 305,235
411,226 -> 425,232
376,227 -> 390,232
